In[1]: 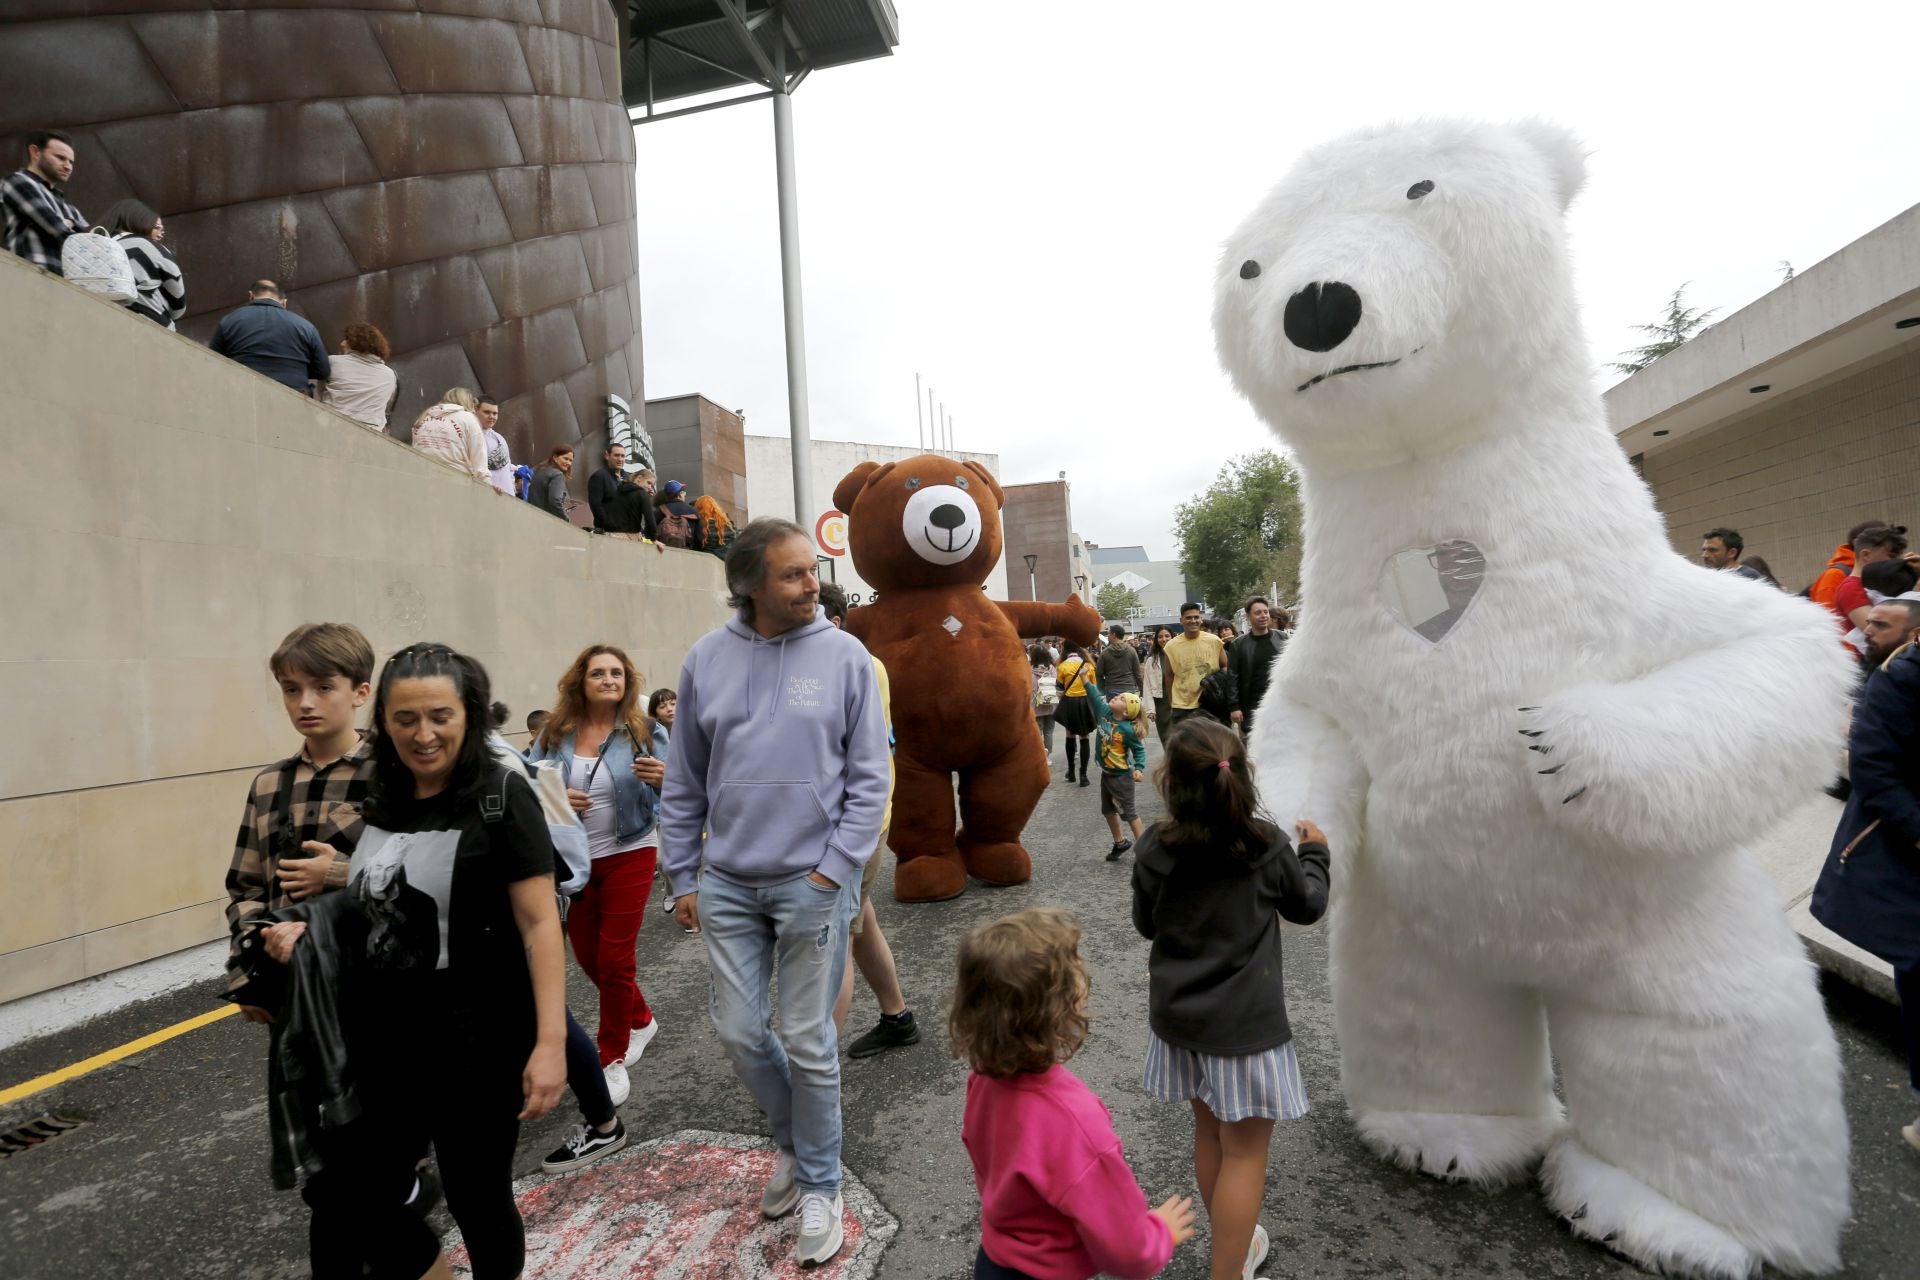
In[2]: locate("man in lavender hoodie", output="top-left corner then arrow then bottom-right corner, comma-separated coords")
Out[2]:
661,518 -> 891,1267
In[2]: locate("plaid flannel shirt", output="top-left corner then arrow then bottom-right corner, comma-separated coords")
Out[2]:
1,167 -> 85,275
223,733 -> 374,991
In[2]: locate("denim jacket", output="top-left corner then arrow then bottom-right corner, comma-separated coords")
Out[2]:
526,721 -> 670,848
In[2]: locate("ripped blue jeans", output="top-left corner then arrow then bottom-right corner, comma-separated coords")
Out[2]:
699,869 -> 856,1197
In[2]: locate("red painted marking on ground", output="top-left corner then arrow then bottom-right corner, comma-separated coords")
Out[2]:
448,1133 -> 892,1278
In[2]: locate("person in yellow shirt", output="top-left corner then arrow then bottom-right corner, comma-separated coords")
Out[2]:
1163,603 -> 1225,729
1052,645 -> 1099,786
819,583 -> 921,1058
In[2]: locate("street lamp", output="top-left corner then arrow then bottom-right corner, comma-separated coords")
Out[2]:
1023,553 -> 1038,601
1073,573 -> 1088,603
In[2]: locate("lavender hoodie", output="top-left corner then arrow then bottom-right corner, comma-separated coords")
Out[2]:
659,610 -> 890,895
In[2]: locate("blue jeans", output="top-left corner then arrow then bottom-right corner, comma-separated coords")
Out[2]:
565,1008 -> 615,1127
700,869 -> 856,1196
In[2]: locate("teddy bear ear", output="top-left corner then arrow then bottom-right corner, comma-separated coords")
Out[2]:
1510,118 -> 1588,212
960,460 -> 1003,506
832,461 -> 894,514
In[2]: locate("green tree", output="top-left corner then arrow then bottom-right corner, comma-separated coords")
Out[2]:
1173,450 -> 1304,613
1095,581 -> 1141,620
1610,283 -> 1718,375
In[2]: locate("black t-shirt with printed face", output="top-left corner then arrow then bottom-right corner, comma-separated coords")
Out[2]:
353,770 -> 554,1053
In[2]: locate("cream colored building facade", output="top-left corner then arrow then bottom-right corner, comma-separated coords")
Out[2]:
1610,204 -> 1920,587
0,251 -> 729,1003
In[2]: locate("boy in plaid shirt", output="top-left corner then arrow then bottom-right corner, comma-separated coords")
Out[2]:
224,623 -> 375,1020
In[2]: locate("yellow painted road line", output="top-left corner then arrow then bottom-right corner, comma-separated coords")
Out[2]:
0,1004 -> 240,1108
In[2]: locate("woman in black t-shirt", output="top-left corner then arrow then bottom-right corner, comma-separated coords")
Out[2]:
263,644 -> 565,1280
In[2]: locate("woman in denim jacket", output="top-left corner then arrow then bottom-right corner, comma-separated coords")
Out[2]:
528,644 -> 670,1103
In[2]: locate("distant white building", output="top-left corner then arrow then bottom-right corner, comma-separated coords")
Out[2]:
745,434 -> 1011,607
1086,544 -> 1193,632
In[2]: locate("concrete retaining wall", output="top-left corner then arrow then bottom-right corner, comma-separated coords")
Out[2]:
0,250 -> 728,1003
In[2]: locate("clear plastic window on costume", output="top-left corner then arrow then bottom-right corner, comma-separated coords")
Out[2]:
1380,539 -> 1486,643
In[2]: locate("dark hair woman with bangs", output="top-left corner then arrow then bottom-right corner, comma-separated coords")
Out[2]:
262,643 -> 564,1280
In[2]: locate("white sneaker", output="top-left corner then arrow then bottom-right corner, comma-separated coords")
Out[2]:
1243,1223 -> 1270,1279
603,1061 -> 630,1108
792,1190 -> 844,1266
761,1149 -> 800,1218
623,1017 -> 660,1067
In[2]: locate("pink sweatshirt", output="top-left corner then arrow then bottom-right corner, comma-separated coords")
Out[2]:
962,1065 -> 1174,1280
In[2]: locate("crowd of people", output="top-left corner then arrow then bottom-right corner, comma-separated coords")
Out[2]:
3,131 -> 740,562
218,520 -> 1344,1280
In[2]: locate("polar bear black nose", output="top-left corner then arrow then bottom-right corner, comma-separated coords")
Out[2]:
929,503 -> 967,530
1283,281 -> 1363,353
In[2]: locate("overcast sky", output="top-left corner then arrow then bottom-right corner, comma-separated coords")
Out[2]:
634,1 -> 1917,560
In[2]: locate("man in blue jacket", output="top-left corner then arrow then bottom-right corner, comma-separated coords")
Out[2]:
208,279 -> 330,395
660,517 -> 890,1267
1812,597 -> 1920,1152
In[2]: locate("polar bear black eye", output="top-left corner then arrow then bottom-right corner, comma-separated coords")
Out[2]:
904,476 -> 922,491
1239,260 -> 1261,279
954,475 -> 970,490
1407,180 -> 1435,200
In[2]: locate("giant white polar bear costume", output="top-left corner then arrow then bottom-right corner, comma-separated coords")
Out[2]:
1214,119 -> 1856,1278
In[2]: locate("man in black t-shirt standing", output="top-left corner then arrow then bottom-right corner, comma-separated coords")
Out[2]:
1228,597 -> 1286,736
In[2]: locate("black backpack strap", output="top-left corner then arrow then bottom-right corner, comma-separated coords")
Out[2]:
480,765 -> 513,825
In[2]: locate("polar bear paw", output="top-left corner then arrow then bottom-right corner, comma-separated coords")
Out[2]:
1517,704 -> 1591,807
1541,1138 -> 1763,1279
1355,1108 -> 1565,1187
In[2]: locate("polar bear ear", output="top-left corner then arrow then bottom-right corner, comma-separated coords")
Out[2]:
1511,118 -> 1588,211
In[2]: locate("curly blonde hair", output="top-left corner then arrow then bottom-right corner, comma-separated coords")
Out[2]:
949,908 -> 1089,1078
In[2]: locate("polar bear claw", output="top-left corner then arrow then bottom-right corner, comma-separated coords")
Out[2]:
1355,1109 -> 1565,1188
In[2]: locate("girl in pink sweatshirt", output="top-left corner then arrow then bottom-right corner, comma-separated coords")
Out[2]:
954,909 -> 1196,1280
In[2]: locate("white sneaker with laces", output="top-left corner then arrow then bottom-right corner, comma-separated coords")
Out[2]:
1243,1223 -> 1270,1279
623,1017 -> 660,1067
792,1190 -> 844,1266
761,1149 -> 800,1218
603,1061 -> 630,1108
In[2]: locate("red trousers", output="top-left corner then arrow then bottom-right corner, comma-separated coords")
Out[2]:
567,845 -> 657,1066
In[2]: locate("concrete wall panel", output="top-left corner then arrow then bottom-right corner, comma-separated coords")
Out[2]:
0,250 -> 724,999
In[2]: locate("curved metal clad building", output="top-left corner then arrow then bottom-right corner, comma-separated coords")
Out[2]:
1,1 -> 641,469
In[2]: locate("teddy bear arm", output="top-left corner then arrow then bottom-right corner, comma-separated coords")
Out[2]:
993,599 -> 1098,645
1528,609 -> 1856,856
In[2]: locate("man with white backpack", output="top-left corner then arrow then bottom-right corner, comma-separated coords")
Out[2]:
1,130 -> 86,275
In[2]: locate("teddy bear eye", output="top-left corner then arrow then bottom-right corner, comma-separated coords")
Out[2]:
954,475 -> 970,490
904,476 -> 922,491
1407,179 -> 1435,200
1239,259 -> 1261,279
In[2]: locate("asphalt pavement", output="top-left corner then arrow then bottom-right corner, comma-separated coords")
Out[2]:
2,732 -> 1914,1279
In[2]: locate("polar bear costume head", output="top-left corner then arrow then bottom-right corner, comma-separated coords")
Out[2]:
1214,119 -> 1590,470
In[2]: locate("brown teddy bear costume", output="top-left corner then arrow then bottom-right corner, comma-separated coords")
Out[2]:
834,455 -> 1101,901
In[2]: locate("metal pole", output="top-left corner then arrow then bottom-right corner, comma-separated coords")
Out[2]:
938,402 -> 945,454
915,372 -> 923,450
926,387 -> 935,455
772,88 -> 813,524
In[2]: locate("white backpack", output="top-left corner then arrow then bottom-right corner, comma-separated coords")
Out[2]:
61,227 -> 137,303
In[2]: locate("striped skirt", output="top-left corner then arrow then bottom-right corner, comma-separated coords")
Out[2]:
1143,1031 -> 1310,1123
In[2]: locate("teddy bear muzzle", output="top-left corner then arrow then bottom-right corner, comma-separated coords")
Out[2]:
901,484 -> 981,565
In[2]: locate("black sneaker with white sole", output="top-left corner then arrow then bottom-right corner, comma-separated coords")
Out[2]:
1106,838 -> 1132,862
541,1118 -> 627,1174
846,1010 -> 922,1059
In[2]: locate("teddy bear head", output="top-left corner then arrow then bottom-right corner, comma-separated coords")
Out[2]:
834,454 -> 1005,591
1213,118 -> 1590,469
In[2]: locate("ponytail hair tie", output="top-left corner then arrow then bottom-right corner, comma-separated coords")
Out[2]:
1217,760 -> 1231,769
